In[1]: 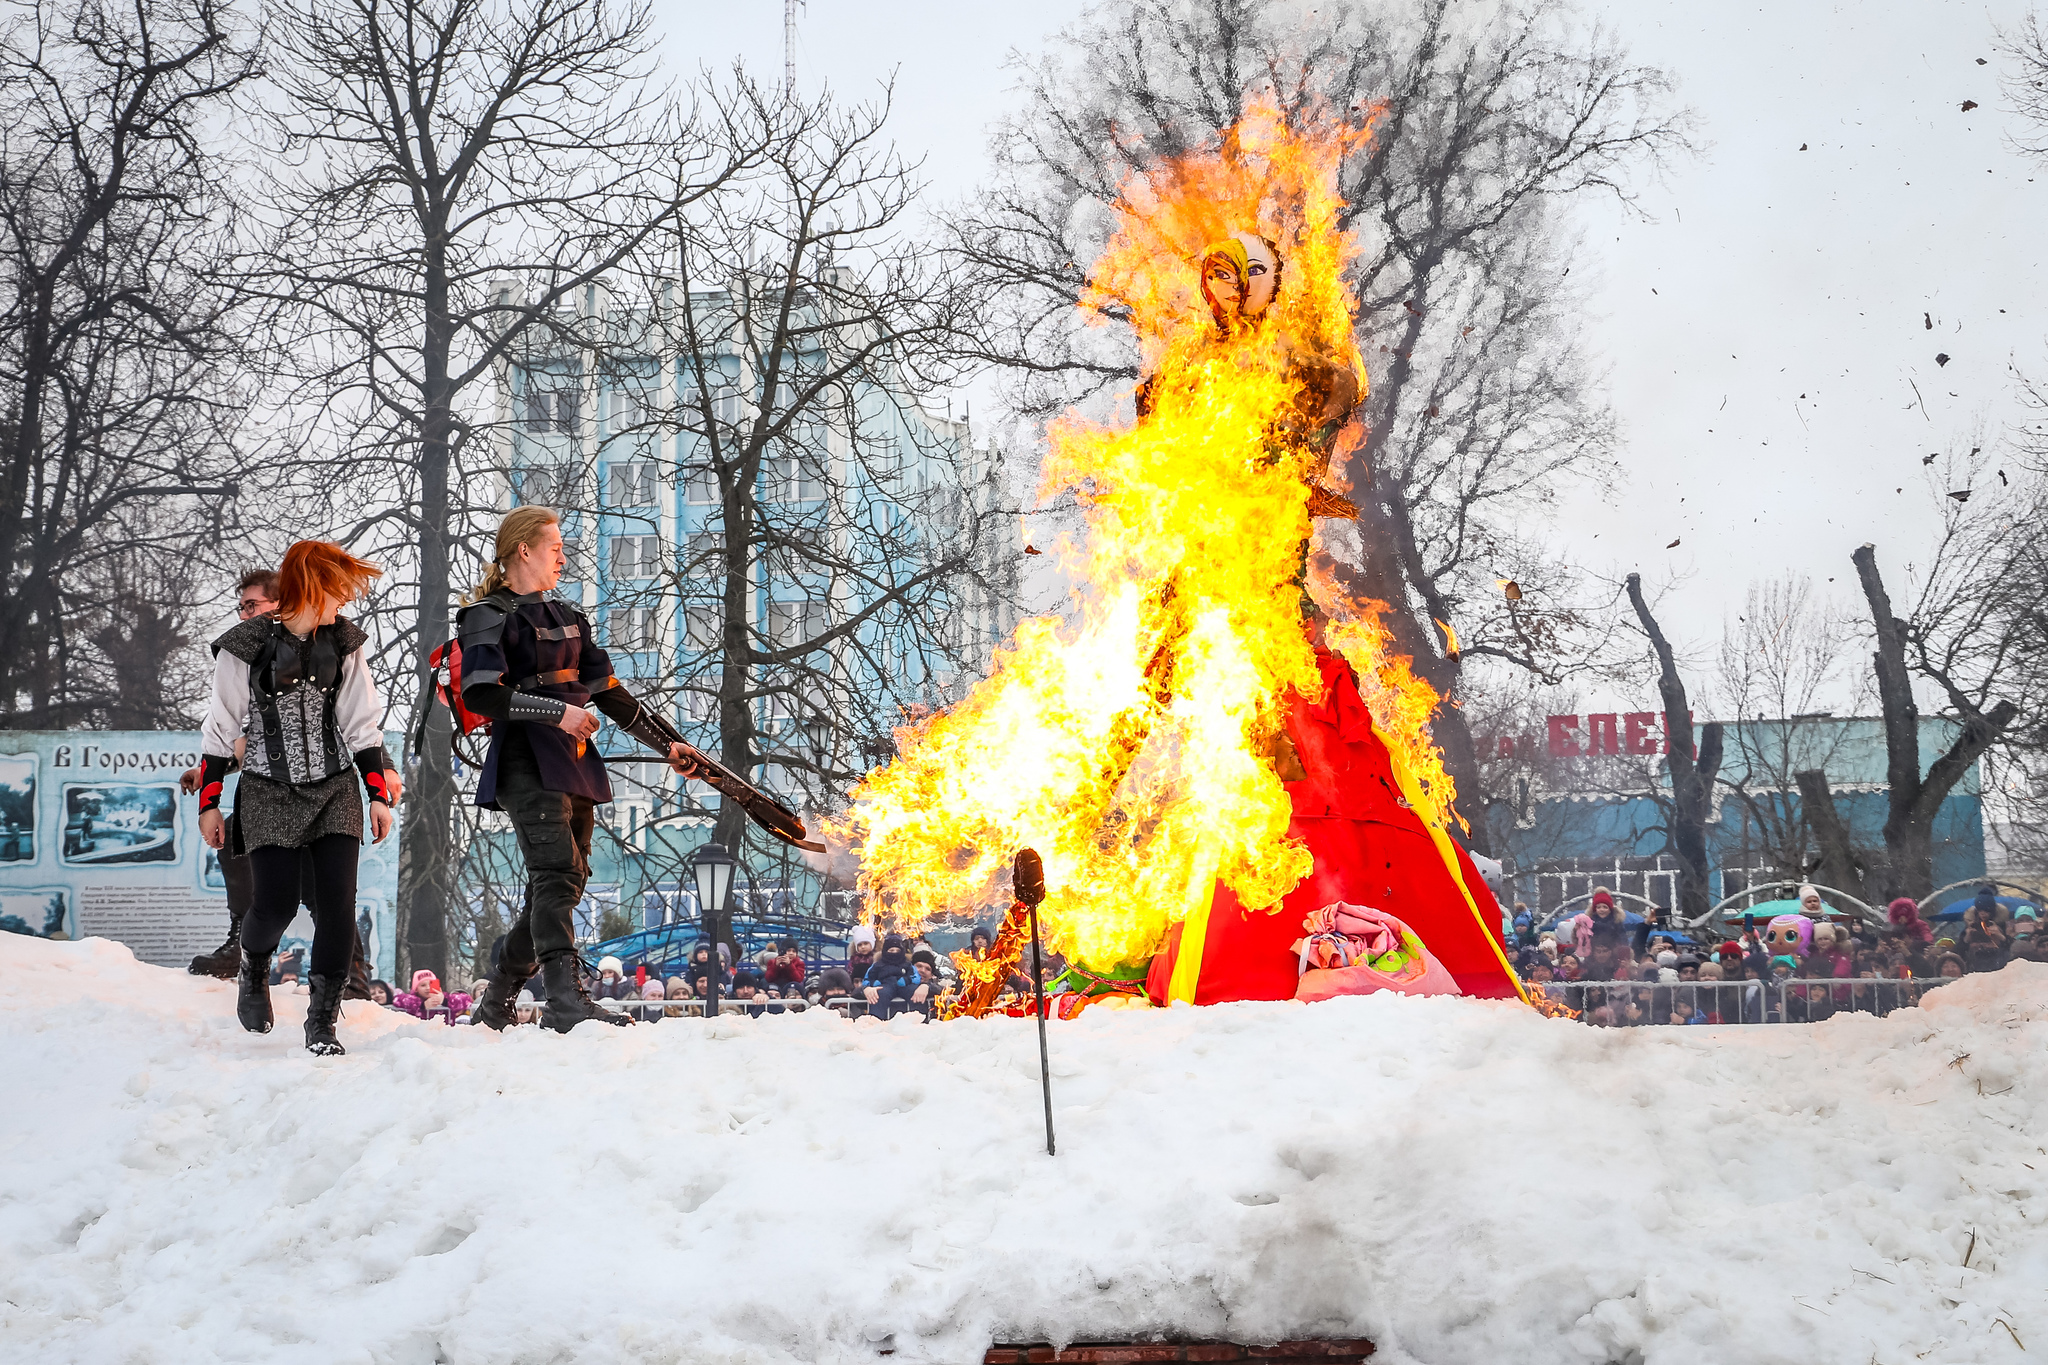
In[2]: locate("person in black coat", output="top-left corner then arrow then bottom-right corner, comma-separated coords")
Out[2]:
458,508 -> 696,1033
862,933 -> 928,1020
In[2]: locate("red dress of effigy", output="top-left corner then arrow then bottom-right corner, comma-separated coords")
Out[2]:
1146,647 -> 1521,1005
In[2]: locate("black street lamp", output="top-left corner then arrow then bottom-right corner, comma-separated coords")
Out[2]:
689,840 -> 736,1018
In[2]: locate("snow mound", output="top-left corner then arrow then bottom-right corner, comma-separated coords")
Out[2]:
2,932 -> 2045,1365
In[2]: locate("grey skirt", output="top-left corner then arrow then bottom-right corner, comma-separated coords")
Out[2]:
233,770 -> 362,853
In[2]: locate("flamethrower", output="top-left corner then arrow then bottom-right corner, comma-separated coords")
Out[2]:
612,697 -> 824,853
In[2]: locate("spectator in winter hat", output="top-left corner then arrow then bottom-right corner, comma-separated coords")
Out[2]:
1582,941 -> 1619,982
1971,884 -> 2001,923
847,934 -> 878,980
514,991 -> 538,1026
1556,952 -> 1582,982
683,943 -> 726,997
863,933 -> 929,1021
591,956 -> 634,1001
762,939 -> 807,988
1961,913 -> 2009,974
965,926 -> 993,960
1937,952 -> 1966,978
390,969 -> 441,1018
1886,897 -> 1935,945
1797,884 -> 1828,917
1570,887 -> 1627,957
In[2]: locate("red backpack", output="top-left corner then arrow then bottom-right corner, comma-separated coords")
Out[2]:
411,632 -> 494,768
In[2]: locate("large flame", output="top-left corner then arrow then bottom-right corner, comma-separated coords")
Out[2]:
846,100 -> 1460,966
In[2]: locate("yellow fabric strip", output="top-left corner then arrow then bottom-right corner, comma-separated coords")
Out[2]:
1167,847 -> 1222,1005
1379,744 -> 1531,1006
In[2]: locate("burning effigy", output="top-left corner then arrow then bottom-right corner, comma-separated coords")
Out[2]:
847,101 -> 1523,1011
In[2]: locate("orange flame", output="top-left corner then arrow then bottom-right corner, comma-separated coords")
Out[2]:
844,98 -> 1455,968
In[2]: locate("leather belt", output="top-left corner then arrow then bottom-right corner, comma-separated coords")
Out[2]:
514,669 -> 580,688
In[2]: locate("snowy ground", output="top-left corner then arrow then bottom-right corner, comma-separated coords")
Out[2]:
2,934 -> 2044,1365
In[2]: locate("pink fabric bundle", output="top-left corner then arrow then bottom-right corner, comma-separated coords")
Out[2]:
1291,901 -> 1464,1003
1296,903 -> 1404,968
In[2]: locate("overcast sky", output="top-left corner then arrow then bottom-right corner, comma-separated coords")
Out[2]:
659,0 -> 2048,707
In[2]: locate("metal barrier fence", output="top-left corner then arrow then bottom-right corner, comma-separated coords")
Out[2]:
589,996 -> 913,1022
1536,976 -> 1953,1024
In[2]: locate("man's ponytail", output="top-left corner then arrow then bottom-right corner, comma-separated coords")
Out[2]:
466,505 -> 560,604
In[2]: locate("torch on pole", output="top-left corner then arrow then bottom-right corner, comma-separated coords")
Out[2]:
1013,848 -> 1055,1157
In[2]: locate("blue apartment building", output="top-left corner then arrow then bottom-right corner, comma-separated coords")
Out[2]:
476,282 -> 1014,947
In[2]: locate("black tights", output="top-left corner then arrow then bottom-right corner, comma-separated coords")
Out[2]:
241,834 -> 359,979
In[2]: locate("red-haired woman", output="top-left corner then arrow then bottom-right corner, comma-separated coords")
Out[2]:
196,540 -> 395,1057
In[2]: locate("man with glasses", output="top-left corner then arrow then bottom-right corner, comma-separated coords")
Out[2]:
181,569 -> 399,994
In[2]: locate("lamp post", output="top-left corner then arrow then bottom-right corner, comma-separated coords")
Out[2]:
689,840 -> 736,1018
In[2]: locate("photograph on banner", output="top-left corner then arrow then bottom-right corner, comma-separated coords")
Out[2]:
61,783 -> 179,865
0,887 -> 71,939
0,753 -> 35,863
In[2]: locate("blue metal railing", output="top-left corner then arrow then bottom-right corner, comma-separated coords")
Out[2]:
587,910 -> 853,975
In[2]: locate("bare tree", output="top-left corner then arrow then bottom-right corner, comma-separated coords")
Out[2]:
1852,453 -> 2033,898
536,84 -> 1020,950
254,0 -> 750,975
1709,575 -> 1873,898
1623,573 -> 1722,920
0,0 -> 257,729
952,0 -> 1690,848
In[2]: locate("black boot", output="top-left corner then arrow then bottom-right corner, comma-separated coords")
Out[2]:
343,928 -> 373,1001
236,950 -> 273,1034
189,911 -> 245,979
472,959 -> 538,1031
305,973 -> 346,1056
539,954 -> 630,1033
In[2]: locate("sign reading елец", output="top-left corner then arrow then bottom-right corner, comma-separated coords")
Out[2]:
1486,713 -> 1699,759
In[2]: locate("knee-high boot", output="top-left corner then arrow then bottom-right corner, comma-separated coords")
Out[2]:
190,907 -> 245,979
539,954 -> 631,1033
472,958 -> 538,1031
305,973 -> 346,1056
236,949 -> 273,1033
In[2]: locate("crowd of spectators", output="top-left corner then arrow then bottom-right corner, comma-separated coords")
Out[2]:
364,921 -> 1065,1027
348,880 -> 2041,1030
1511,883 -> 2042,1025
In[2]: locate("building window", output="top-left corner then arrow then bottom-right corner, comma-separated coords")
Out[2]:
606,607 -> 657,652
607,461 -> 655,507
767,597 -> 828,649
685,464 -> 720,505
682,679 -> 718,723
685,529 -> 726,577
519,465 -> 564,507
524,387 -> 579,434
783,448 -> 828,502
611,389 -> 641,432
684,602 -> 722,652
609,534 -> 661,579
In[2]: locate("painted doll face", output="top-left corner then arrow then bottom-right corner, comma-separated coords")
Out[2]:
1200,232 -> 1280,327
1762,916 -> 1811,955
1234,233 -> 1279,317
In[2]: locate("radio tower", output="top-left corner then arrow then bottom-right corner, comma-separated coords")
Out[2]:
783,0 -> 804,93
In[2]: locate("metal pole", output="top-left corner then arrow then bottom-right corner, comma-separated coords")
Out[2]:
1028,901 -> 1055,1157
